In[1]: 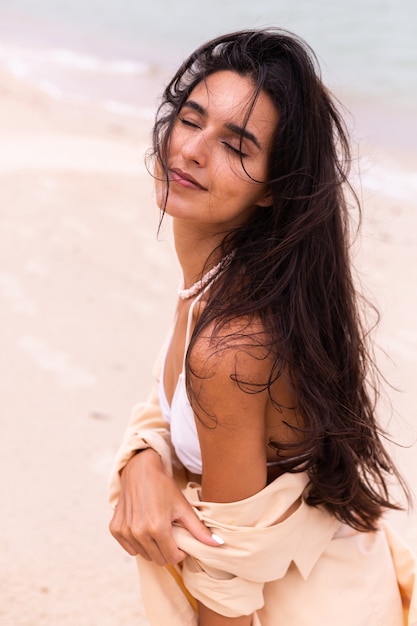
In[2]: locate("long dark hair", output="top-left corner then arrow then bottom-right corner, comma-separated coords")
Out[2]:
150,29 -> 410,531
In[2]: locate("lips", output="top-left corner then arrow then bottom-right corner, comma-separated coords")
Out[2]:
170,168 -> 207,190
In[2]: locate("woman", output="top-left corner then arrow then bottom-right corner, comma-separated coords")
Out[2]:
109,29 -> 416,626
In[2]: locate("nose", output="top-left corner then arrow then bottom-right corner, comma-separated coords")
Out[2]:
180,129 -> 208,167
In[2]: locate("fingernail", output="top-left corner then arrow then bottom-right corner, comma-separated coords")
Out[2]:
211,533 -> 225,545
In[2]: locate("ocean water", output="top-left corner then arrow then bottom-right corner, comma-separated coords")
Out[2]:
0,0 -> 416,112
0,0 -> 416,202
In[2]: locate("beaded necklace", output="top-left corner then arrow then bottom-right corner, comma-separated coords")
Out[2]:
177,252 -> 234,300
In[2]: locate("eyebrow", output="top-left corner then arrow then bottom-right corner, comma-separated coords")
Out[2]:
182,100 -> 261,150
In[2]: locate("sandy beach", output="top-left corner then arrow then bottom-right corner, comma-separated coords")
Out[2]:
1,61 -> 416,625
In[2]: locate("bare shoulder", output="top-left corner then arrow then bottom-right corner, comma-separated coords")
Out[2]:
189,315 -> 274,389
188,316 -> 273,502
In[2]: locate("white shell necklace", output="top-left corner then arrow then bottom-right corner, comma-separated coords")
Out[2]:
177,252 -> 234,300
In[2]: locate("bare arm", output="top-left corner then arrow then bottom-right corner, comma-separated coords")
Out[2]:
109,338 -> 222,563
191,331 -> 271,624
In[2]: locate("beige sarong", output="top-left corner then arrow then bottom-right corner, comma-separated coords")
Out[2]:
108,347 -> 417,626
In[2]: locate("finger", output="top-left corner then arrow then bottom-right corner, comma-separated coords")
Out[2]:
151,535 -> 188,565
177,504 -> 225,546
109,517 -> 143,556
147,537 -> 188,566
110,506 -> 182,565
137,522 -> 188,565
112,512 -> 181,566
111,523 -> 168,564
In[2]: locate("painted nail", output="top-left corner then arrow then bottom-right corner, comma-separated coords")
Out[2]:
211,533 -> 225,545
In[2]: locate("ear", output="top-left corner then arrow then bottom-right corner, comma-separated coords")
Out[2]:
256,188 -> 273,208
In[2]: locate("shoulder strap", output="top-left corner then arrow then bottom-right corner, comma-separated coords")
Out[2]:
182,279 -> 214,369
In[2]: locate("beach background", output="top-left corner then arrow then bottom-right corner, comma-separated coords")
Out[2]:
0,0 -> 416,624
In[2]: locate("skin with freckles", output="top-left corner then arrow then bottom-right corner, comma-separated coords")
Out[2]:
155,71 -> 278,236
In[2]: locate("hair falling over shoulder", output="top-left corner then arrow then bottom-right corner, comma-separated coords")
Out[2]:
150,28 -> 411,531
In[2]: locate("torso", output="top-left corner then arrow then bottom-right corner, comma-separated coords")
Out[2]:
162,292 -> 306,482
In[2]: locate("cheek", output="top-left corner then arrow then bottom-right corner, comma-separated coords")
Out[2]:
168,126 -> 182,158
153,163 -> 167,210
214,159 -> 249,190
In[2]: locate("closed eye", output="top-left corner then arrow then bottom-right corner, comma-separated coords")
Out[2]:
223,142 -> 248,158
179,116 -> 248,157
179,117 -> 200,129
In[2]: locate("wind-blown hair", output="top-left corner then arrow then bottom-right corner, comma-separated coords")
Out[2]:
150,29 -> 409,531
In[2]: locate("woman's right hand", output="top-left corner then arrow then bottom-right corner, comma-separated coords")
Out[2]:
109,448 -> 222,565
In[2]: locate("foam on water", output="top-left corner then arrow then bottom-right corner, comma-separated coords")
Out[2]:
44,48 -> 148,75
0,43 -> 148,75
0,40 -> 154,113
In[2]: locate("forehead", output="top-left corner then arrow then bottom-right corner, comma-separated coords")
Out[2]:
187,70 -> 278,130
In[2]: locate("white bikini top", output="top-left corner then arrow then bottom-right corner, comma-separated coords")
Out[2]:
158,289 -> 206,475
158,283 -> 282,476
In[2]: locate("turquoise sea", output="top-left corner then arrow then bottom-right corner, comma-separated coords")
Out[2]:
0,0 -> 416,201
0,0 -> 416,111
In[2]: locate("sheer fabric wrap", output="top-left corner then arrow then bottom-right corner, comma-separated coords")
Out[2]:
108,344 -> 417,626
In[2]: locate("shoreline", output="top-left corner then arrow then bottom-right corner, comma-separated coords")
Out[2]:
2,6 -> 417,127
1,56 -> 416,625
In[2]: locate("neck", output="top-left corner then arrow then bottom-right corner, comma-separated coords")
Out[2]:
173,219 -> 225,289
